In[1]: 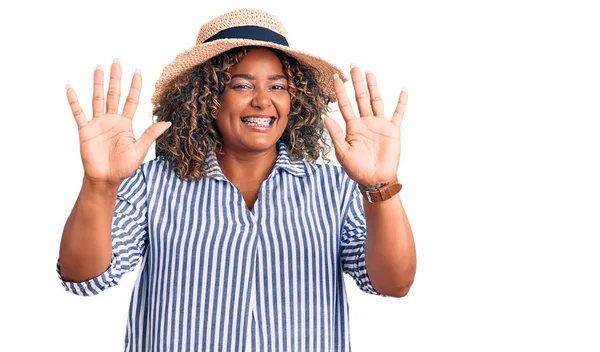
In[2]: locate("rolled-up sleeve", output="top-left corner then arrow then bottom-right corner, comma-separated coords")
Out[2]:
57,166 -> 149,296
340,178 -> 387,297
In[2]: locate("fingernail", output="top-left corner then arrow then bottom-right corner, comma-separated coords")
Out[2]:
365,69 -> 371,74
402,86 -> 408,92
321,114 -> 327,120
113,58 -> 120,64
135,68 -> 141,74
65,84 -> 71,89
333,73 -> 339,80
96,65 -> 102,70
350,63 -> 357,68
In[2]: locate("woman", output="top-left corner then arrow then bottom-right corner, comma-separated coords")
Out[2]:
57,8 -> 416,352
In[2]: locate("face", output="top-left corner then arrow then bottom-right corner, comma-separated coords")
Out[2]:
215,48 -> 291,154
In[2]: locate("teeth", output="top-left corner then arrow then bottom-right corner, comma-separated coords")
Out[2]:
243,117 -> 272,124
241,117 -> 273,127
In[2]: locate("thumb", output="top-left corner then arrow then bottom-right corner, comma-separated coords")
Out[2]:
322,114 -> 348,158
135,121 -> 172,155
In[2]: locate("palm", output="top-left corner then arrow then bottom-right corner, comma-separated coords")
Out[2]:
323,65 -> 408,186
66,60 -> 171,185
79,114 -> 140,182
338,116 -> 401,184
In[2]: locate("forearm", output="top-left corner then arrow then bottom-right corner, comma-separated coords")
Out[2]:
58,177 -> 120,282
364,193 -> 416,297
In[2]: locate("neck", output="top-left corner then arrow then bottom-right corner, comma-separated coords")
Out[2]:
216,144 -> 279,184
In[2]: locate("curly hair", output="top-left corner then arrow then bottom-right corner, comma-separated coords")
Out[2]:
152,46 -> 334,181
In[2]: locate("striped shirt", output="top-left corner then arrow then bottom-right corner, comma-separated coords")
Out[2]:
57,141 -> 387,352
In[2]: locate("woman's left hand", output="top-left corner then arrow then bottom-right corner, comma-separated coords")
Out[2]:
323,64 -> 408,187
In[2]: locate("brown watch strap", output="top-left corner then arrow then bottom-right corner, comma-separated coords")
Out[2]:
359,175 -> 403,203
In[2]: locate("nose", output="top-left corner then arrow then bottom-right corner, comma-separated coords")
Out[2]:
251,87 -> 272,109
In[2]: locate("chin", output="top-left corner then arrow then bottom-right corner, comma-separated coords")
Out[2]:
240,137 -> 279,152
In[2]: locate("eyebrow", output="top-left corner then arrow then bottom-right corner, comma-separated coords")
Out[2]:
231,73 -> 287,80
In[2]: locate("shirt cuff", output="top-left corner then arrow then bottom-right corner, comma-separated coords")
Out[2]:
56,254 -> 120,296
355,261 -> 388,297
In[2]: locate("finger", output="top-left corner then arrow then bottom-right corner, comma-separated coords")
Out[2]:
66,84 -> 88,129
106,58 -> 122,114
92,65 -> 105,117
322,114 -> 349,158
391,87 -> 408,127
135,121 -> 172,156
350,64 -> 372,117
333,73 -> 356,123
122,68 -> 142,119
365,70 -> 384,117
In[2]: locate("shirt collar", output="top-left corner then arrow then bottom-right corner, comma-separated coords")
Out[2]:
204,141 -> 306,180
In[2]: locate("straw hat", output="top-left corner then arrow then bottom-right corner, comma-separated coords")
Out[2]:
151,8 -> 348,105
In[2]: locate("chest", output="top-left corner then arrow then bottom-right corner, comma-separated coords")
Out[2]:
234,180 -> 261,211
146,179 -> 344,263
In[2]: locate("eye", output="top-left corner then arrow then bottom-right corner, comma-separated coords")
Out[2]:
272,84 -> 287,90
232,83 -> 251,89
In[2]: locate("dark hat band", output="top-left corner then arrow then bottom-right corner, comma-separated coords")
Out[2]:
203,25 -> 289,46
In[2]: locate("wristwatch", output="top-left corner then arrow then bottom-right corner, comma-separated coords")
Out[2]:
358,175 -> 403,203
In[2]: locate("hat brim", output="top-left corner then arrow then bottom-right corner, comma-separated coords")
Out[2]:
151,38 -> 348,105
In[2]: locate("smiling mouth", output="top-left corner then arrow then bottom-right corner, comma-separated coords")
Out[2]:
240,116 -> 276,127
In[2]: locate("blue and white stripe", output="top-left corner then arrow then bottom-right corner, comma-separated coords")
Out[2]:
57,141 -> 385,352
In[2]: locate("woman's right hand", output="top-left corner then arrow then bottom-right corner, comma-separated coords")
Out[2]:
66,59 -> 172,186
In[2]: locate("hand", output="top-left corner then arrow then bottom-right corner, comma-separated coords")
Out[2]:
323,64 -> 408,187
66,59 -> 172,186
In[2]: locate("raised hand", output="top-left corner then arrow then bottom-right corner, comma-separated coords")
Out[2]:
323,64 -> 408,187
66,59 -> 172,186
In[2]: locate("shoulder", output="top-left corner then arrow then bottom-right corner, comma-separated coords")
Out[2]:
305,160 -> 341,175
303,161 -> 355,190
136,155 -> 175,181
303,161 -> 360,214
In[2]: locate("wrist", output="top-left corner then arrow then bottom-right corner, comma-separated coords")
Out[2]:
82,175 -> 121,195
357,179 -> 395,192
357,175 -> 402,203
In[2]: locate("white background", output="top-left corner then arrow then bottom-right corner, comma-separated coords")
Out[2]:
1,0 -> 599,351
